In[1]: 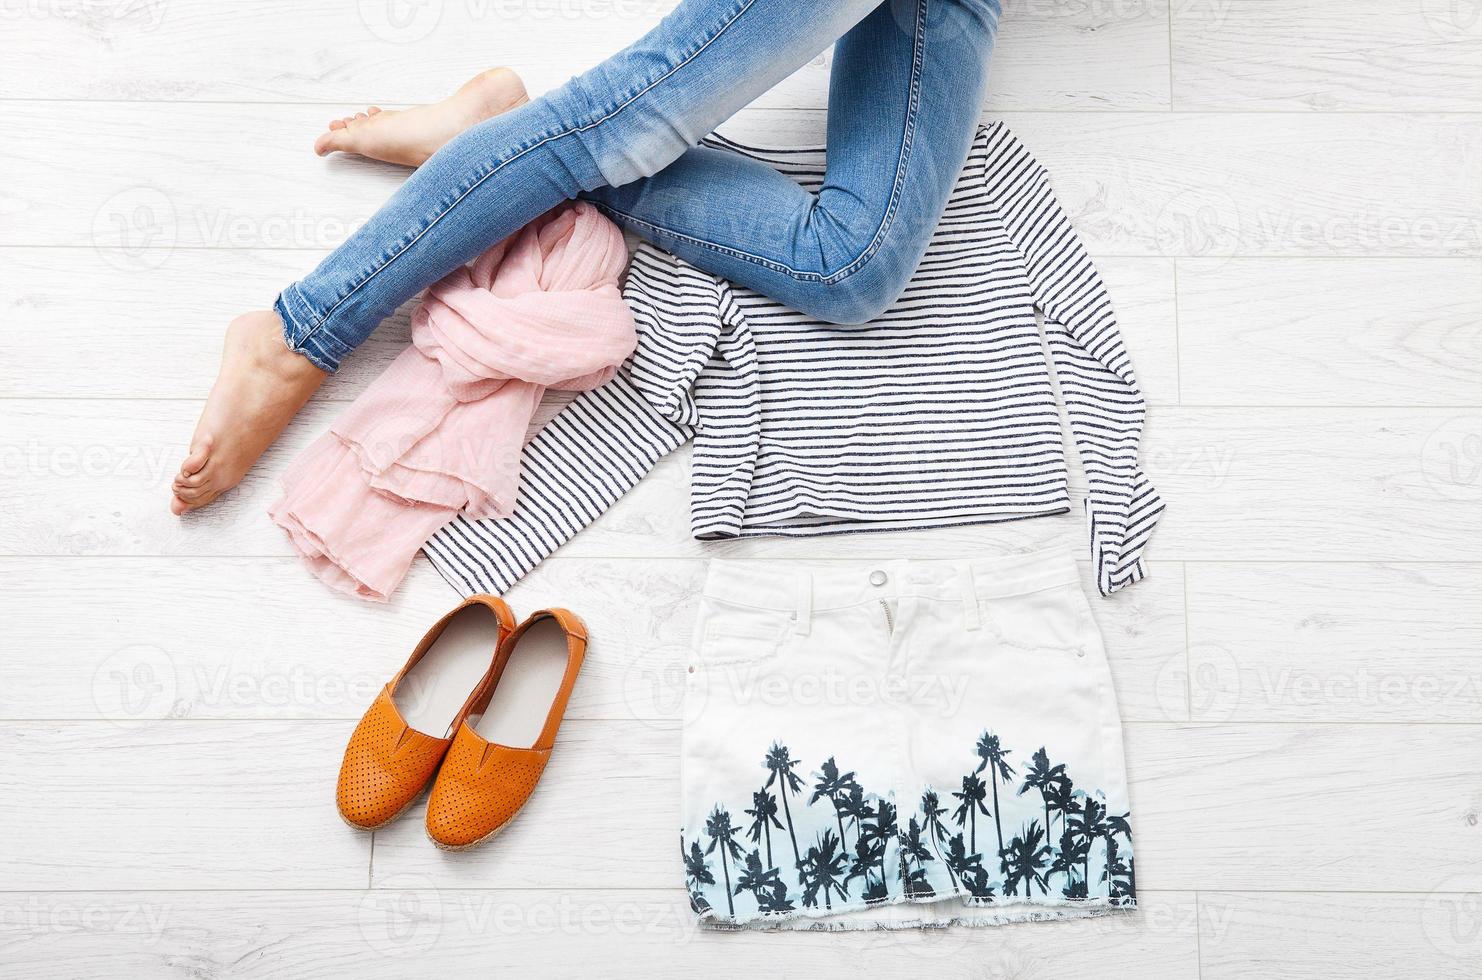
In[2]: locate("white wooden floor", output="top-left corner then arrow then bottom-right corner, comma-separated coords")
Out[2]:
4,1 -> 1482,976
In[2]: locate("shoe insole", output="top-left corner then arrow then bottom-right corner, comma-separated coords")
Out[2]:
471,617 -> 570,749
394,606 -> 502,738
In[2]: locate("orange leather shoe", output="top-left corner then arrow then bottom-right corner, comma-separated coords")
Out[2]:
425,608 -> 588,850
336,595 -> 516,831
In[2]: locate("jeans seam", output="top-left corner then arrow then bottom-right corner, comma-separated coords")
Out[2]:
297,0 -> 762,342
595,0 -> 929,287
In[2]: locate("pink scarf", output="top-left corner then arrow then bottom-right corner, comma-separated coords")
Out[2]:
270,202 -> 635,601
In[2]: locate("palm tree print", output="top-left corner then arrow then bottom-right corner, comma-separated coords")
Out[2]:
763,742 -> 806,869
943,834 -> 995,900
838,782 -> 876,846
686,734 -> 1134,922
734,849 -> 794,914
1068,796 -> 1111,897
743,789 -> 783,867
1000,820 -> 1052,897
974,731 -> 1016,872
810,757 -> 859,849
682,835 -> 715,914
1043,772 -> 1076,838
897,817 -> 937,898
703,806 -> 745,918
797,829 -> 850,910
951,773 -> 989,851
1049,821 -> 1089,897
920,789 -> 959,890
1018,747 -> 1067,837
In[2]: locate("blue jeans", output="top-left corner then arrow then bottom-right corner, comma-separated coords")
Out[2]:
277,0 -> 1000,373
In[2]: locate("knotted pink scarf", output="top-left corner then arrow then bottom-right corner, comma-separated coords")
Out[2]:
270,202 -> 635,601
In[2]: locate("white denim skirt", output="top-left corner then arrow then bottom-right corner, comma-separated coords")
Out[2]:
679,550 -> 1137,931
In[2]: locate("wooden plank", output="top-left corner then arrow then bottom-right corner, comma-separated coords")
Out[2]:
365,719 -> 1482,893
1177,258 -> 1482,406
0,0 -> 1171,110
0,248 -> 1178,405
0,247 -> 415,402
1198,891 -> 1482,980
7,717 -> 1480,893
0,888 -> 1201,978
0,720 -> 368,890
6,105 -> 1482,260
0,554 -> 1185,724
1172,0 -> 1482,111
1147,407 -> 1482,561
8,399 -> 1479,562
1127,723 -> 1482,892
1184,562 -> 1482,724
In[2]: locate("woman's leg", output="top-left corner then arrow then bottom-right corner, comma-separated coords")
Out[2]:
173,0 -> 881,513
585,0 -> 1001,323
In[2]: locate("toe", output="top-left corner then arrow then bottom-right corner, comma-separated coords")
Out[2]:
179,436 -> 212,477
170,495 -> 192,516
171,481 -> 209,503
329,118 -> 347,131
316,129 -> 349,156
368,106 -> 382,115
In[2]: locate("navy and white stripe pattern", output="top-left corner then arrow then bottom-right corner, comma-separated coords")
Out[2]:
425,123 -> 1163,597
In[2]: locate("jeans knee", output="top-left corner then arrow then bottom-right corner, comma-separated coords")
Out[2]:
554,74 -> 696,188
797,268 -> 910,325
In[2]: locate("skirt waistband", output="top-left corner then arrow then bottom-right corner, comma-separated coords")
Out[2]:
702,548 -> 1081,611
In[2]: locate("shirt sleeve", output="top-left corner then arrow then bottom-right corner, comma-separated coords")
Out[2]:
981,123 -> 1164,595
422,249 -> 730,595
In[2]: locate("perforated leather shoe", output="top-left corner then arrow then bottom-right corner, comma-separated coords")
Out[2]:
425,608 -> 588,850
336,595 -> 516,831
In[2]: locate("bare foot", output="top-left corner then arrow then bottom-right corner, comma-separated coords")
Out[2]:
314,67 -> 530,168
171,311 -> 327,515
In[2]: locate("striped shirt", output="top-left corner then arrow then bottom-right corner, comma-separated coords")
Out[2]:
426,123 -> 1163,597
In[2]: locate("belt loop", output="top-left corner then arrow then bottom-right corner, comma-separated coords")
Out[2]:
794,571 -> 813,636
958,562 -> 981,631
